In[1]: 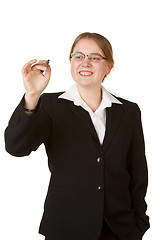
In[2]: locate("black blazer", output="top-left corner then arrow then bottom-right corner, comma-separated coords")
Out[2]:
5,92 -> 150,240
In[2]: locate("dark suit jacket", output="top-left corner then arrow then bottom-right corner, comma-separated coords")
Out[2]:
5,92 -> 150,240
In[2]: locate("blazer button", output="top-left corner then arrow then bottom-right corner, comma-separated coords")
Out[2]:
97,157 -> 101,163
97,186 -> 102,190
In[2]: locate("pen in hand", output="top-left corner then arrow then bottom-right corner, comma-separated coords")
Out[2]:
41,59 -> 50,73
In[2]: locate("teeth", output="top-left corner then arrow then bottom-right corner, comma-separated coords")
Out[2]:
79,71 -> 93,76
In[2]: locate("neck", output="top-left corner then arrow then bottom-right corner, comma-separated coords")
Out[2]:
77,84 -> 102,112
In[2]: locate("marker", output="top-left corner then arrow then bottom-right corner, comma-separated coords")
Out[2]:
41,59 -> 50,73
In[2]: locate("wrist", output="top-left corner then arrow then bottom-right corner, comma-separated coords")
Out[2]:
24,107 -> 36,112
24,92 -> 41,110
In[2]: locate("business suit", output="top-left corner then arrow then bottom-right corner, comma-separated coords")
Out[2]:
5,92 -> 150,240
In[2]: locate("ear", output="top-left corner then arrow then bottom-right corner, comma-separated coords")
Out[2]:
105,63 -> 113,76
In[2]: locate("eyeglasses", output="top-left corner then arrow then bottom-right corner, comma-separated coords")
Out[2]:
71,52 -> 107,62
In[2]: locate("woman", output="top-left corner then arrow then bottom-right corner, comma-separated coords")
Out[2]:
5,32 -> 150,240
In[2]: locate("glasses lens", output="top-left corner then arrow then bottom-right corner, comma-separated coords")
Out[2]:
71,53 -> 84,60
71,53 -> 106,61
89,55 -> 102,61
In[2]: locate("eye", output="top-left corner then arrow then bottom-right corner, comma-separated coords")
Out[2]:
89,55 -> 101,61
75,55 -> 83,59
71,53 -> 84,60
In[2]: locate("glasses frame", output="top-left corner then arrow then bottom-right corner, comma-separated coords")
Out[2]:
71,52 -> 107,61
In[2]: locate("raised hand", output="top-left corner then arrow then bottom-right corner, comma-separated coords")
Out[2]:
22,59 -> 51,110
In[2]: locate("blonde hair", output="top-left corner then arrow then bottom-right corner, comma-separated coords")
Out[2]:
69,32 -> 114,68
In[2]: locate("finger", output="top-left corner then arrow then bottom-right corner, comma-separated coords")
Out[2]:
44,65 -> 51,80
37,60 -> 47,64
22,59 -> 37,76
31,64 -> 47,71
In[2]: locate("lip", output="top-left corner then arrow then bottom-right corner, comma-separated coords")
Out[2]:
79,71 -> 93,76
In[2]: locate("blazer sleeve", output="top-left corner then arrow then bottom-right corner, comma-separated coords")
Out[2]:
4,94 -> 52,157
128,104 -> 150,235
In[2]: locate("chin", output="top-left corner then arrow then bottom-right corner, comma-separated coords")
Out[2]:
75,79 -> 92,86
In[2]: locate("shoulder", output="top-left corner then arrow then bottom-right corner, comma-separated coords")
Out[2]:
113,94 -> 141,115
39,92 -> 69,115
40,92 -> 65,105
41,91 -> 65,99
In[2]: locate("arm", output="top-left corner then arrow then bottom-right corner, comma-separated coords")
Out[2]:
128,104 -> 150,235
5,59 -> 51,156
5,94 -> 52,157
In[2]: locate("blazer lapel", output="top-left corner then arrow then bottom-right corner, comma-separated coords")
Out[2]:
60,99 -> 100,143
102,104 -> 124,153
59,99 -> 124,149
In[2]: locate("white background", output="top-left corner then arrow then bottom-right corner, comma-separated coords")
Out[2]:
0,0 -> 159,239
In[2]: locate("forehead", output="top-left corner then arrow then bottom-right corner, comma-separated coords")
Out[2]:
73,38 -> 104,55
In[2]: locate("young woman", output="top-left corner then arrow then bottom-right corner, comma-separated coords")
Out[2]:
5,32 -> 150,240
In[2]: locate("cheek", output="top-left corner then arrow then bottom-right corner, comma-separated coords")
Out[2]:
70,62 -> 78,79
96,65 -> 107,76
70,61 -> 78,73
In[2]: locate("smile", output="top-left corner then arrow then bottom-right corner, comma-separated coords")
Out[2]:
79,71 -> 93,76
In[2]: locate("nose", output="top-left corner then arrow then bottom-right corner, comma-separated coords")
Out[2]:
81,56 -> 91,67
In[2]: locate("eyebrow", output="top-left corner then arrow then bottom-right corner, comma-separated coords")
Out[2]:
75,51 -> 104,56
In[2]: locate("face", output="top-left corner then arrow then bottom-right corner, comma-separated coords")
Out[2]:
70,38 -> 112,89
